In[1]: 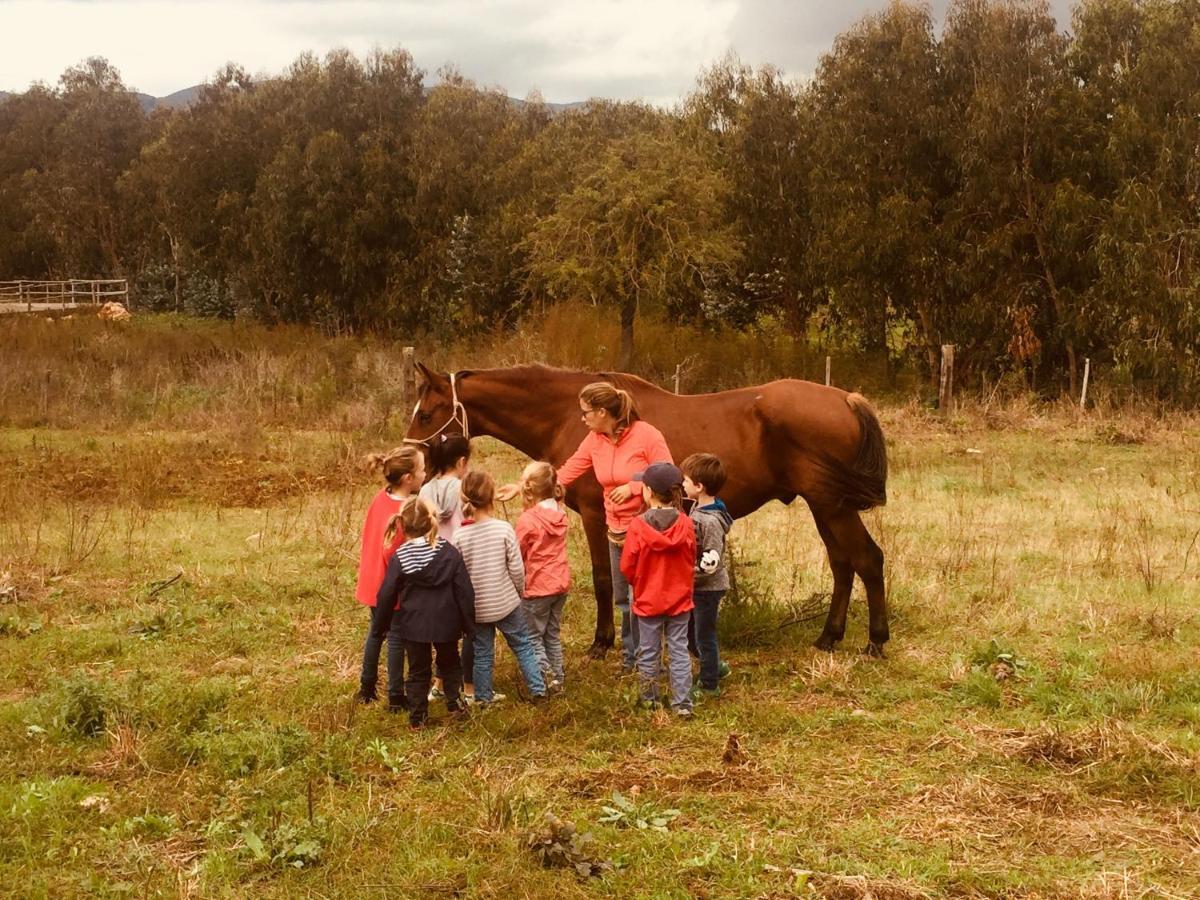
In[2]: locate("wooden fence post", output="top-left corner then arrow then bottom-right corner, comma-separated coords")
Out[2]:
401,346 -> 416,422
673,362 -> 683,394
938,344 -> 955,413
825,356 -> 831,387
1079,357 -> 1091,409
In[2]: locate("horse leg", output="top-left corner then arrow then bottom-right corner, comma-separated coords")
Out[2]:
824,509 -> 888,657
810,510 -> 856,652
580,504 -> 615,658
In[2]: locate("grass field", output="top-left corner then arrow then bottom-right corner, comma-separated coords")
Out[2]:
2,320 -> 1199,898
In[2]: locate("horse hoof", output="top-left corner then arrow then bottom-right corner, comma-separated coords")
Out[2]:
861,642 -> 887,659
813,635 -> 838,653
587,641 -> 611,660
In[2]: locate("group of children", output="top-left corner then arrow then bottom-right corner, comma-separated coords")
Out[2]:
353,433 -> 732,727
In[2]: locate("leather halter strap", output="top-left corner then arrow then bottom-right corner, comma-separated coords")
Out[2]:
403,371 -> 469,446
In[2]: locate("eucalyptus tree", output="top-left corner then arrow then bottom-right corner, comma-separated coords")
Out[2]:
805,2 -> 947,383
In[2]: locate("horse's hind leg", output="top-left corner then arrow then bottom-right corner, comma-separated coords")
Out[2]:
811,509 -> 855,652
824,509 -> 888,657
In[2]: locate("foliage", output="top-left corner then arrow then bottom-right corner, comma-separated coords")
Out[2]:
597,791 -> 681,832
526,813 -> 613,879
1,2 -> 1199,401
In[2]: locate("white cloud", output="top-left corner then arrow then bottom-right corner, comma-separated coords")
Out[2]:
0,0 -> 1073,102
0,0 -> 737,103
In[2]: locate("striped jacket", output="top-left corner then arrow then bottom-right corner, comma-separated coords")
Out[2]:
453,518 -> 525,624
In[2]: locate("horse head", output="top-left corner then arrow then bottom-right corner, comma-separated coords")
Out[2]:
404,363 -> 468,445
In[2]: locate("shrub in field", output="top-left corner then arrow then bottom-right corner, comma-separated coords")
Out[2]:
180,724 -> 312,778
56,674 -> 119,738
102,812 -> 177,841
137,676 -> 234,735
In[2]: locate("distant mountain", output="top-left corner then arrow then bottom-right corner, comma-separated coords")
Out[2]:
2,83 -> 583,114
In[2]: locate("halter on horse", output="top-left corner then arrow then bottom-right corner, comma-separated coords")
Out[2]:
404,372 -> 470,446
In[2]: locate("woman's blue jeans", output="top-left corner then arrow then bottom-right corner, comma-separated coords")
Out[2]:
608,539 -> 639,670
472,607 -> 547,702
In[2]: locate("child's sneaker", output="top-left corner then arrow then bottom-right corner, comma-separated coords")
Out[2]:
548,678 -> 564,694
356,687 -> 377,705
427,685 -> 445,702
690,685 -> 720,702
717,660 -> 732,680
674,705 -> 694,719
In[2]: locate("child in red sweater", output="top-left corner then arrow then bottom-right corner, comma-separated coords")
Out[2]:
355,446 -> 425,708
620,463 -> 696,717
516,461 -> 571,691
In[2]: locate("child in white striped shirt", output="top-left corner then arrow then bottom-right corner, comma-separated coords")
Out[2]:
454,471 -> 547,705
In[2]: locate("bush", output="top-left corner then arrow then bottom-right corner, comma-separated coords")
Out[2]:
180,724 -> 312,778
56,675 -> 118,738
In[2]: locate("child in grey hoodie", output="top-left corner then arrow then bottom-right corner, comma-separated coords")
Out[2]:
681,453 -> 733,695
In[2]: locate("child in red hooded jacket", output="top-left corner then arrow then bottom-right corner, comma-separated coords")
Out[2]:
355,446 -> 425,708
620,462 -> 696,717
516,461 -> 571,691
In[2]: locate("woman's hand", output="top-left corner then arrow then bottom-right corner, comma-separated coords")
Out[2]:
495,482 -> 520,503
608,483 -> 634,504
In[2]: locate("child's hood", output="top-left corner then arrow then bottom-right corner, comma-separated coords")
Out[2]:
523,503 -> 568,538
694,502 -> 733,535
423,476 -> 461,522
394,538 -> 458,586
637,508 -> 694,548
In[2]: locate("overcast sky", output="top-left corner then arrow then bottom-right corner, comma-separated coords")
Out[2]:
2,0 -> 1074,104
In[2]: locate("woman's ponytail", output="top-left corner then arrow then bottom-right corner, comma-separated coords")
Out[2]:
578,381 -> 640,437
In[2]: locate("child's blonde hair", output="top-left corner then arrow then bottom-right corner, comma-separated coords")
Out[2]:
384,496 -> 439,548
365,446 -> 424,488
521,461 -> 564,506
460,470 -> 495,518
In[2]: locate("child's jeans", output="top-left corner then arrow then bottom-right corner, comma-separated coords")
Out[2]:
523,594 -> 567,683
405,640 -> 462,726
361,603 -> 406,706
636,611 -> 693,711
688,590 -> 726,690
473,607 -> 547,702
608,540 -> 639,670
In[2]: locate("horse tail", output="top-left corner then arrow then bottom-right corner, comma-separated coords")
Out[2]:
843,393 -> 888,509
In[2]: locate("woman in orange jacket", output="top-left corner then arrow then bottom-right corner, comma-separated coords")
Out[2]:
555,382 -> 674,673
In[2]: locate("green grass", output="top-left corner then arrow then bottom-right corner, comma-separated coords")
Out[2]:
2,367 -> 1199,896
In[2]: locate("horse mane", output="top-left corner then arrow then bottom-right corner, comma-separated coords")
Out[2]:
458,364 -> 670,395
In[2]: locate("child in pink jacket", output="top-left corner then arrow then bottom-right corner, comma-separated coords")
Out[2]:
516,461 -> 571,691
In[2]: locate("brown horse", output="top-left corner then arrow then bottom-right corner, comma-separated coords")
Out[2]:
405,364 -> 890,656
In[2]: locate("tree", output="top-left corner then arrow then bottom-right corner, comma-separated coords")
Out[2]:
523,127 -> 740,368
683,55 -> 812,328
805,2 -> 948,382
941,0 -> 1089,393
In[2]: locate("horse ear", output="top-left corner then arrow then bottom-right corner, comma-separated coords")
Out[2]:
415,361 -> 436,383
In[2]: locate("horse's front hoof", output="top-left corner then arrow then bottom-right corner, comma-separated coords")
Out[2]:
587,640 -> 612,660
813,634 -> 838,652
861,642 -> 887,659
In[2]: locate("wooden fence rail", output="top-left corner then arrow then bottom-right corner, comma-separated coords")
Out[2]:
0,279 -> 129,313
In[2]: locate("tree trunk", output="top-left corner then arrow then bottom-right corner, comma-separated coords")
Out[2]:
1023,171 -> 1077,397
618,297 -> 636,370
